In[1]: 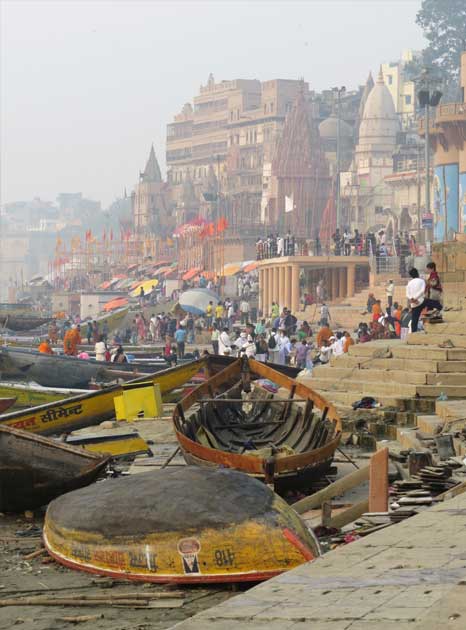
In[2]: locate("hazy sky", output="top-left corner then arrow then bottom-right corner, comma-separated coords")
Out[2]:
1,0 -> 425,208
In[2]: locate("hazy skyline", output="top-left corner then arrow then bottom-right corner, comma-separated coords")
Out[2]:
1,0 -> 425,207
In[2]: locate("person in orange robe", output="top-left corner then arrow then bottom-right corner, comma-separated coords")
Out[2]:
372,299 -> 382,322
392,302 -> 402,338
343,331 -> 354,353
316,324 -> 333,348
38,339 -> 54,354
63,325 -> 81,356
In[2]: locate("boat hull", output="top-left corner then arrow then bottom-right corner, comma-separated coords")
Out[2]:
0,383 -> 86,407
0,425 -> 108,512
44,467 -> 320,583
0,397 -> 16,413
0,359 -> 207,435
0,316 -> 53,331
173,357 -> 341,490
0,347 -> 162,388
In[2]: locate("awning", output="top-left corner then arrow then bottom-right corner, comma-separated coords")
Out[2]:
182,267 -> 201,281
222,262 -> 242,277
103,297 -> 129,312
129,278 -> 159,297
242,260 -> 258,273
99,280 -> 112,290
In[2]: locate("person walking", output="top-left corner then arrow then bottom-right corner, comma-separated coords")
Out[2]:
175,325 -> 187,359
86,320 -> 93,345
406,267 -> 443,333
319,302 -> 331,327
95,335 -> 107,361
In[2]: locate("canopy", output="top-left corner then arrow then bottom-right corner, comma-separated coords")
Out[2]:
179,288 -> 219,315
129,278 -> 159,297
242,260 -> 258,273
222,262 -> 242,277
182,267 -> 201,281
103,297 -> 129,312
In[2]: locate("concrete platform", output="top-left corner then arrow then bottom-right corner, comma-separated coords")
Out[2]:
169,490 -> 466,630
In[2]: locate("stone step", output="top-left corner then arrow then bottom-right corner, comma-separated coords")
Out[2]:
416,384 -> 466,398
348,341 -> 399,357
396,426 -> 425,451
312,365 -> 428,385
309,377 -> 418,398
416,414 -> 445,435
426,373 -> 466,386
435,399 -> 466,420
437,361 -> 466,372
393,345 -> 466,361
330,355 -> 441,373
425,322 -> 466,334
407,334 -> 466,348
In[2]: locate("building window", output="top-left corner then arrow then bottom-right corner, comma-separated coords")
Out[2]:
405,95 -> 412,105
387,75 -> 393,85
270,102 -> 274,112
285,102 -> 292,113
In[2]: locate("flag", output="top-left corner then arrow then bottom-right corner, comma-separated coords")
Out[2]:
285,195 -> 294,213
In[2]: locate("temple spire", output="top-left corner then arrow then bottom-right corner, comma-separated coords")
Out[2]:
140,144 -> 162,183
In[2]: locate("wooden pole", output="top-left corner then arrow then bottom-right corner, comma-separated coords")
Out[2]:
369,447 -> 389,512
293,465 -> 370,514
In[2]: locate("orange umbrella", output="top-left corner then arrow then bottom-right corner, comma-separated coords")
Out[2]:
103,297 -> 128,312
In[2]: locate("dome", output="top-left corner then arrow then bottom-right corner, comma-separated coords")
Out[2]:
358,69 -> 399,142
319,115 -> 352,139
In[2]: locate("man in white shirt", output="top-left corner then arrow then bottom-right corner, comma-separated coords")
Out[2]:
240,299 -> 250,324
218,328 -> 232,355
406,268 -> 442,332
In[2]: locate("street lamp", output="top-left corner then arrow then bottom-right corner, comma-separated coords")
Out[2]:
417,69 -> 442,245
332,86 -> 346,230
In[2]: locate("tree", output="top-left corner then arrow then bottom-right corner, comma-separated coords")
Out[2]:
416,0 -> 466,99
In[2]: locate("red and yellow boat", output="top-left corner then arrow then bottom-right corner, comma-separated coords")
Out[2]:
44,466 -> 320,583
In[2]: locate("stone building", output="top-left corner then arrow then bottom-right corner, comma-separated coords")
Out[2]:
132,144 -> 170,233
343,69 -> 400,231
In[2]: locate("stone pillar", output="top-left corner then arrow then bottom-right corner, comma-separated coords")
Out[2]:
285,266 -> 292,309
332,268 -> 339,301
263,268 -> 269,316
291,265 -> 300,314
279,266 -> 286,309
258,269 -> 264,314
339,267 -> 347,298
347,264 -> 356,297
267,266 -> 274,315
272,267 -> 279,306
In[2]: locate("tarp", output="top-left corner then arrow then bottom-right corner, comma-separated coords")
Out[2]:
222,262 -> 242,277
103,297 -> 129,312
182,267 -> 201,281
242,260 -> 258,273
179,288 -> 220,315
129,278 -> 159,297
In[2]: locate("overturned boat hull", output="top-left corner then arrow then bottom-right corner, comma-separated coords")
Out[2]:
44,467 -> 320,583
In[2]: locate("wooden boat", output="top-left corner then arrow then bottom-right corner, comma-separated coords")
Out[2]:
0,424 -> 109,512
0,382 -> 87,408
0,358 -> 207,435
173,357 -> 342,491
0,315 -> 53,331
44,467 -> 320,583
0,347 -> 161,388
85,305 -> 129,333
0,397 -> 16,413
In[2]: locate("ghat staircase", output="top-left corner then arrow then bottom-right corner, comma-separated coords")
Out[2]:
301,302 -> 466,444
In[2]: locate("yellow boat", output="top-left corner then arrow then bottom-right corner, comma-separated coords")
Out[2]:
92,306 -> 129,332
0,382 -> 87,408
44,467 -> 320,584
0,359 -> 206,435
